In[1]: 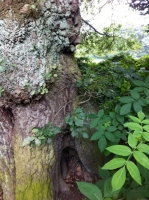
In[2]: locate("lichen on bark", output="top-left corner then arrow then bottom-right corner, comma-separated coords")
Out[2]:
0,0 -> 81,104
0,0 -> 82,200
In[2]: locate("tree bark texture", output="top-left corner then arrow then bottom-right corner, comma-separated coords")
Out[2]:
0,0 -> 81,199
0,0 -> 102,200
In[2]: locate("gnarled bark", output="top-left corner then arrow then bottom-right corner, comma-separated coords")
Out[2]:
0,0 -> 102,200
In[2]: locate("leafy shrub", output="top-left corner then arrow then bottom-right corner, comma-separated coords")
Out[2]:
23,123 -> 61,147
76,54 -> 149,200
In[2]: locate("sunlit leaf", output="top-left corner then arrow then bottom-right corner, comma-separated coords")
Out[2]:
106,145 -> 131,156
143,132 -> 149,141
137,143 -> 149,155
142,119 -> 149,125
126,161 -> 141,185
128,115 -> 141,123
111,167 -> 126,191
143,125 -> 149,132
133,151 -> 149,170
102,158 -> 126,170
124,122 -> 141,131
138,110 -> 145,121
128,133 -> 138,148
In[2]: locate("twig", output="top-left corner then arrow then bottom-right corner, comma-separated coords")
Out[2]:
81,18 -> 113,37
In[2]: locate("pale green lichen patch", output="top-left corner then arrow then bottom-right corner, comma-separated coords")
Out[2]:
0,0 -> 81,103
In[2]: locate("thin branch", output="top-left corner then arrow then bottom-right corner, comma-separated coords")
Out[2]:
81,18 -> 113,37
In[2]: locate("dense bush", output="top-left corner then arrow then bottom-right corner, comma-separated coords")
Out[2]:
75,54 -> 149,200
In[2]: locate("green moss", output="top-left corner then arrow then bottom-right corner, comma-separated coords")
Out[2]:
15,177 -> 52,200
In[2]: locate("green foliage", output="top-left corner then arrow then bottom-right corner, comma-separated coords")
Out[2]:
77,54 -> 149,200
77,182 -> 102,200
45,65 -> 58,82
76,23 -> 141,57
65,108 -> 88,138
23,123 -> 61,147
34,83 -> 48,95
101,111 -> 149,192
76,53 -> 145,111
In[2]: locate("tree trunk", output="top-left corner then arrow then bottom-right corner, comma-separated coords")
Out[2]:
0,1 -> 102,200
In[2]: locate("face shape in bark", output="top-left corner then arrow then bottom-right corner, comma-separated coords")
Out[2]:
0,0 -> 81,104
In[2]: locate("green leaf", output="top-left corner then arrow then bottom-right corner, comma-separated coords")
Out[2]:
130,90 -> 140,99
98,136 -> 107,152
90,131 -> 104,140
126,161 -> 142,185
0,66 -> 6,73
116,114 -> 124,124
102,158 -> 126,170
47,138 -> 52,144
106,145 -> 131,156
107,126 -> 117,132
112,119 -> 119,127
65,115 -> 70,123
90,118 -> 99,128
133,151 -> 149,170
145,77 -> 149,85
88,114 -> 98,119
120,103 -> 132,115
143,132 -> 149,141
138,111 -> 145,121
138,99 -> 147,106
75,118 -> 84,127
105,132 -> 115,142
142,119 -> 149,125
82,132 -> 88,138
137,163 -> 149,181
111,167 -> 126,191
32,128 -> 40,134
128,134 -> 137,148
97,109 -> 104,118
98,168 -> 110,179
104,178 -> 119,198
115,131 -> 121,139
118,125 -> 123,130
133,130 -> 142,138
115,104 -> 121,114
34,138 -> 41,146
143,125 -> 149,132
132,80 -> 145,87
133,101 -> 142,113
22,137 -> 35,146
124,122 -> 141,131
137,144 -> 149,155
119,96 -> 134,103
128,115 -> 141,123
109,112 -> 116,118
77,182 -> 102,200
144,88 -> 149,97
